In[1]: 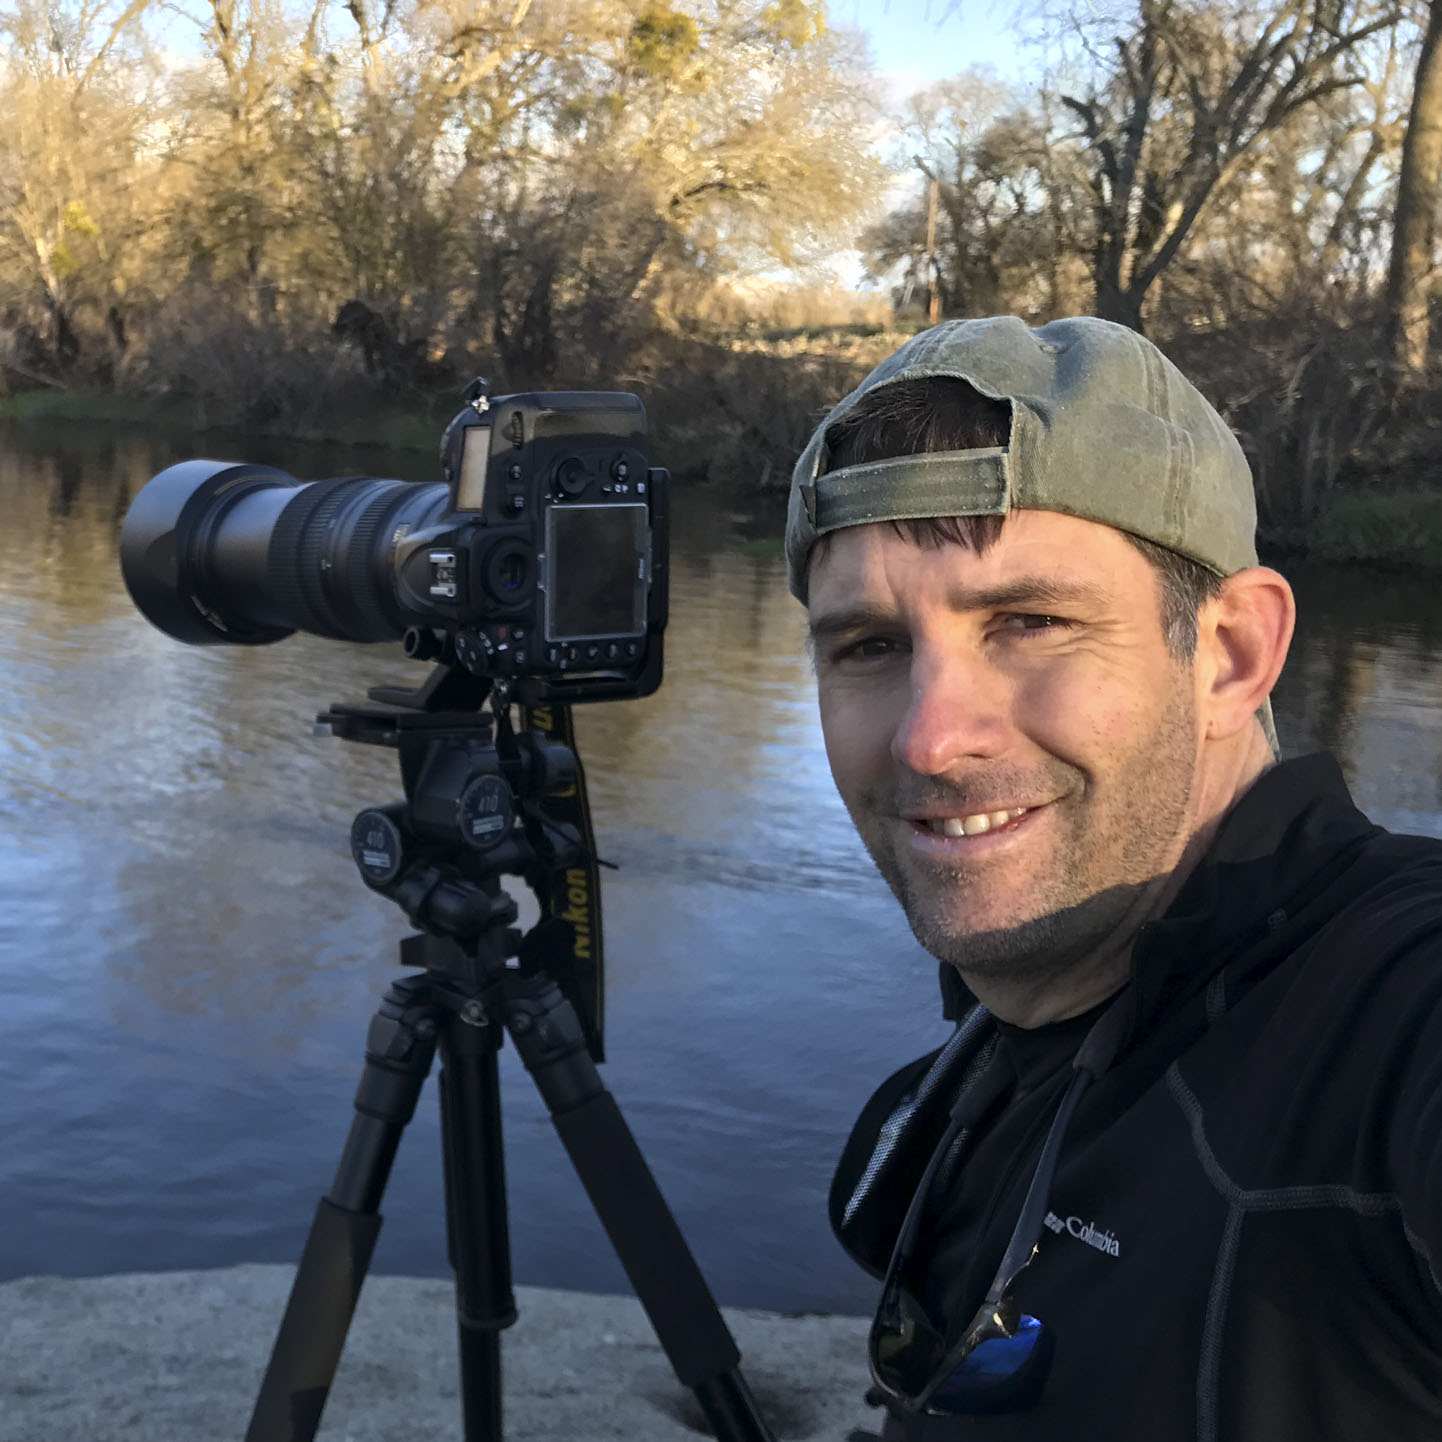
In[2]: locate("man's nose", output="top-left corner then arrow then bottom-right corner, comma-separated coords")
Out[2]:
891,650 -> 1011,775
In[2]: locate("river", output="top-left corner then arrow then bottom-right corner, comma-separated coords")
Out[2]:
1,417 -> 1440,1316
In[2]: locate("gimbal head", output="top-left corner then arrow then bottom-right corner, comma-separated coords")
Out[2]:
315,656 -> 607,1058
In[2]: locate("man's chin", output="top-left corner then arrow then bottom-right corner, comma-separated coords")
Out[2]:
905,883 -> 1151,983
910,912 -> 1079,981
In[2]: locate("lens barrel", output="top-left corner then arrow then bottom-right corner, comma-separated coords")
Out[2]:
120,460 -> 450,646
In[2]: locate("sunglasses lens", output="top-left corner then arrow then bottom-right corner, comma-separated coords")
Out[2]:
873,1295 -> 946,1394
929,1316 -> 1054,1413
954,1314 -> 1045,1380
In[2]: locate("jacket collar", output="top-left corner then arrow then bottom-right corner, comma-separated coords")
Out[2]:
941,753 -> 1378,1034
1124,752 -> 1375,1044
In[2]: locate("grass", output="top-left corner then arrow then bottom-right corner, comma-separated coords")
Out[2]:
0,386 -> 443,453
1307,489 -> 1442,571
0,388 -> 191,428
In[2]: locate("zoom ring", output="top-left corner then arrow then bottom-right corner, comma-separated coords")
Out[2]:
268,480 -> 357,639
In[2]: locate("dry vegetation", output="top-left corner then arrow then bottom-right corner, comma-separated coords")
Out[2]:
5,0 -> 1442,558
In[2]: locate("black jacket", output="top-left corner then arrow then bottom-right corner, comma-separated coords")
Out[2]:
832,755 -> 1442,1440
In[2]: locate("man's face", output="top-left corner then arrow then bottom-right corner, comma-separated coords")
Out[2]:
808,511 -> 1205,986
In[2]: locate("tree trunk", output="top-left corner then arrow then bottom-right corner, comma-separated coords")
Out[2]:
1387,0 -> 1442,380
1094,273 -> 1146,333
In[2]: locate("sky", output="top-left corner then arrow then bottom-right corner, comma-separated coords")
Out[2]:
809,0 -> 1043,289
830,0 -> 1036,91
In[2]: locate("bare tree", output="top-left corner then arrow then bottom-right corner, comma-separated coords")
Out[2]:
1059,0 -> 1395,331
1386,0 -> 1442,377
0,0 -> 157,376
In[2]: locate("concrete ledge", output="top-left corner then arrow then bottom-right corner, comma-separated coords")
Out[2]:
0,1266 -> 880,1441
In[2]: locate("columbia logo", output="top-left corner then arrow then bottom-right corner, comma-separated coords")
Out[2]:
1044,1210 -> 1121,1258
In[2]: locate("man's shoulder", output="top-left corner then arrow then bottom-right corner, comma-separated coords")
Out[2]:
1325,820 -> 1442,927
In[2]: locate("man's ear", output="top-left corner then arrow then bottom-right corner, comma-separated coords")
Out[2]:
1198,566 -> 1296,741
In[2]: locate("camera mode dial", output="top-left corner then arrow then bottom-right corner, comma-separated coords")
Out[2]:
454,629 -> 492,675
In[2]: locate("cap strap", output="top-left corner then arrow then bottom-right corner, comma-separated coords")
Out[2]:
812,449 -> 1011,536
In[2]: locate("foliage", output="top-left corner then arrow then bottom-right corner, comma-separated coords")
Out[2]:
2,0 -> 1442,545
0,0 -> 882,391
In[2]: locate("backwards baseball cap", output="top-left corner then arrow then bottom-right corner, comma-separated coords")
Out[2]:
785,314 -> 1275,745
785,314 -> 1257,601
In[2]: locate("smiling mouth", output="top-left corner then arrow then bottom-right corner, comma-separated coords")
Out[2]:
917,806 -> 1034,838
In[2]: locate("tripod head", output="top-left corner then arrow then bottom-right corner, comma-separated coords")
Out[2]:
318,658 -> 607,1060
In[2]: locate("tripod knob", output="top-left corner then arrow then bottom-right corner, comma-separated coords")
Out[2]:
352,805 -> 408,885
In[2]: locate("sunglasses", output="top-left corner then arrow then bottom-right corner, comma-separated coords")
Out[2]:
867,1000 -> 1124,1418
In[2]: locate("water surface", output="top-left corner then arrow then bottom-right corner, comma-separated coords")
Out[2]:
1,419 -> 1439,1317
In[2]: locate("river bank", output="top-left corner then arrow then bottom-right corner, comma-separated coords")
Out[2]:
6,380 -> 1442,572
0,1266 -> 877,1442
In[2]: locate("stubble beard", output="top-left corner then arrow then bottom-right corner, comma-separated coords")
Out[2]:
851,686 -> 1199,990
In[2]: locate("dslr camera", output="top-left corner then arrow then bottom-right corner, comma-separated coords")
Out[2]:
121,389 -> 668,703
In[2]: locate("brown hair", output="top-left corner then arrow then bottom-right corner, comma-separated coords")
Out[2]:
818,377 -> 1222,657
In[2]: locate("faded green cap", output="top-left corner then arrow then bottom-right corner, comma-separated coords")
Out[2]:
786,315 -> 1257,599
786,315 -> 1275,744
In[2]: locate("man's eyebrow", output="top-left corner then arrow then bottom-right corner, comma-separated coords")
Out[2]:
806,603 -> 898,649
807,574 -> 1115,646
944,574 -> 1116,613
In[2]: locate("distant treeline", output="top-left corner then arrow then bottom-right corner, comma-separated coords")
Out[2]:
6,0 -> 1442,558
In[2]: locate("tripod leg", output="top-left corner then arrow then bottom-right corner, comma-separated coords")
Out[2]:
246,977 -> 439,1442
436,999 -> 515,1442
506,978 -> 776,1442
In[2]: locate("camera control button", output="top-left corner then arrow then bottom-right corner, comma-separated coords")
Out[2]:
455,630 -> 491,674
585,643 -> 600,660
606,642 -> 619,659
625,641 -> 639,658
555,457 -> 587,496
546,645 -> 561,664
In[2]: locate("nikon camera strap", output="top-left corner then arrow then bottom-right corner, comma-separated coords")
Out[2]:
519,702 -> 605,1063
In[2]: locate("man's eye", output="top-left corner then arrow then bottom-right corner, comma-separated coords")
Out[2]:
832,635 -> 901,663
999,613 -> 1072,634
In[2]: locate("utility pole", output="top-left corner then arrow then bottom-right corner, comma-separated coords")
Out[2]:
925,177 -> 941,324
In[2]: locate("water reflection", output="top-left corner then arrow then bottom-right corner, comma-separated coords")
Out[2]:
1273,564 -> 1442,828
4,417 -> 1442,1314
0,419 -> 937,1313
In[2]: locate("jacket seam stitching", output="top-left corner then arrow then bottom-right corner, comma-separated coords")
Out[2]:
1204,972 -> 1227,1027
1166,1062 -> 1442,1440
1166,1064 -> 1410,1214
1197,1202 -> 1242,1442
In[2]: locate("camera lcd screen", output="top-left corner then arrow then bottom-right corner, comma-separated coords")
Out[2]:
546,504 -> 647,642
456,427 -> 488,511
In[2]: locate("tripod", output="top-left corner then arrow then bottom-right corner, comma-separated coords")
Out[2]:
244,664 -> 775,1442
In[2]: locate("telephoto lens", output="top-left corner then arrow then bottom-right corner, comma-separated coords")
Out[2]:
120,461 -> 448,645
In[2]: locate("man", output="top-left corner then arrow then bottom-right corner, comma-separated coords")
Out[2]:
785,316 -> 1442,1440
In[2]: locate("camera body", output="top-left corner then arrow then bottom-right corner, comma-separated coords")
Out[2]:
120,390 -> 669,706
415,391 -> 668,701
